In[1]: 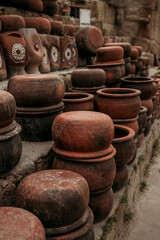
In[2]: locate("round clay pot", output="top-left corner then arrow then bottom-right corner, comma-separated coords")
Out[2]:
19,28 -> 43,74
71,69 -> 106,88
96,88 -> 141,119
130,48 -> 138,60
113,165 -> 128,192
132,46 -> 142,57
104,42 -> 131,58
76,26 -> 104,57
60,36 -> 73,70
138,106 -> 147,133
24,17 -> 51,34
52,146 -> 116,191
63,92 -> 94,112
64,24 -> 77,36
39,34 -> 51,73
135,59 -> 143,73
0,44 -> 7,80
47,35 -> 61,71
112,124 -> 136,166
16,170 -> 89,231
50,20 -> 64,36
89,186 -> 114,222
52,111 -> 114,153
141,98 -> 153,116
0,207 -> 46,240
121,76 -> 155,100
96,46 -> 124,62
144,114 -> 152,136
0,15 -> 26,32
43,1 -> 59,15
124,57 -> 131,75
130,62 -> 136,74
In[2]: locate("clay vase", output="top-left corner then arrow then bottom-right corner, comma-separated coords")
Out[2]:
0,15 -> 26,32
96,88 -> 141,119
19,28 -> 43,74
0,32 -> 28,78
39,34 -> 51,73
24,17 -> 51,34
60,36 -> 73,70
113,164 -> 128,192
43,0 -> 59,16
47,35 -> 61,71
63,92 -> 94,112
0,44 -> 7,81
0,207 -> 46,240
76,26 -> 104,57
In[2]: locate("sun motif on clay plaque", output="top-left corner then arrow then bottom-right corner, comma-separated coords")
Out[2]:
65,47 -> 72,60
12,43 -> 26,60
0,53 -> 2,68
43,46 -> 48,64
51,46 -> 58,63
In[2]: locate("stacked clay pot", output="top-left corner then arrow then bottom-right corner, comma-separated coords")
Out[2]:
16,169 -> 95,239
132,46 -> 143,75
43,0 -> 59,16
0,15 -> 26,32
130,47 -> 139,74
0,207 -> 46,240
0,90 -> 22,174
60,36 -> 73,70
140,56 -> 149,77
52,111 -> 116,222
88,46 -> 125,87
7,74 -> 65,141
137,106 -> 147,147
112,125 -> 136,191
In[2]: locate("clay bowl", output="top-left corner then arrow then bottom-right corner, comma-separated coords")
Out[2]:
113,164 -> 128,192
0,15 -> 26,32
96,88 -> 141,119
96,46 -> 124,62
104,42 -> 131,58
52,111 -> 114,154
16,170 -> 89,232
0,207 -> 46,240
63,92 -> 94,112
24,17 -> 51,34
138,106 -> 147,133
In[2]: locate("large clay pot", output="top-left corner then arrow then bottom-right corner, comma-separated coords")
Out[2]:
39,34 -> 51,73
0,32 -> 28,78
0,207 -> 46,240
96,88 -> 141,119
0,44 -> 7,81
24,17 -> 51,34
104,42 -> 131,58
138,106 -> 147,133
0,15 -> 26,32
47,35 -> 61,71
19,28 -> 43,74
113,164 -> 128,192
11,0 -> 44,12
96,46 -> 124,62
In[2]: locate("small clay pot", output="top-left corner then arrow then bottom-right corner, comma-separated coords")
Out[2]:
24,17 -> 51,34
60,36 -> 73,70
0,15 -> 26,32
64,24 -> 77,36
47,35 -> 61,71
113,164 -> 128,192
138,106 -> 147,133
132,46 -> 142,57
39,34 -> 51,73
96,88 -> 141,119
0,44 -> 7,80
124,57 -> 131,75
0,207 -> 46,240
96,46 -> 124,62
141,98 -> 153,116
141,56 -> 149,66
144,114 -> 152,136
104,42 -> 131,58
130,48 -> 138,60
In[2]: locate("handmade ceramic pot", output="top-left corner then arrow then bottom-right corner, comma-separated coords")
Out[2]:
113,164 -> 128,192
124,57 -> 131,75
47,35 -> 61,71
39,34 -> 51,73
130,47 -> 139,60
96,46 -> 124,62
104,42 -> 131,58
43,0 -> 59,15
49,20 -> 64,36
64,24 -> 77,36
140,67 -> 149,77
132,46 -> 142,57
130,61 -> 136,74
138,106 -> 147,133
24,17 -> 51,34
0,207 -> 46,240
0,32 -> 28,78
141,98 -> 153,116
96,88 -> 141,119
0,0 -> 43,12
19,28 -> 43,74
0,44 -> 7,81
0,15 -> 26,32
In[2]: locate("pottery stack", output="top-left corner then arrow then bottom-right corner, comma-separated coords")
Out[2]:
130,46 -> 139,74
140,56 -> 149,77
16,169 -> 95,239
132,46 -> 143,75
52,111 -> 116,222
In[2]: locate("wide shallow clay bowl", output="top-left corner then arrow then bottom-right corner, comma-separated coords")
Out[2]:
96,88 -> 141,119
52,111 -> 114,153
96,46 -> 124,62
0,207 -> 46,240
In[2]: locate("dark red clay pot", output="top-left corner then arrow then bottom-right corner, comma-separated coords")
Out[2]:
96,88 -> 141,119
141,56 -> 149,66
63,92 -> 94,112
39,34 -> 51,73
138,106 -> 147,133
0,15 -> 25,32
130,48 -> 138,60
140,67 -> 149,77
0,44 -> 7,81
43,1 -> 59,16
0,207 -> 46,240
141,98 -> 153,116
47,35 -> 61,71
52,147 -> 116,191
96,46 -> 124,62
60,36 -> 73,70
76,26 -> 104,57
124,57 -> 131,76
16,170 -> 90,231
130,62 -> 136,74
89,186 -> 114,222
104,42 -> 131,58
49,20 -> 64,36
132,46 -> 142,57
52,111 -> 114,154
13,0 -> 43,12
24,17 -> 51,34
113,164 -> 128,192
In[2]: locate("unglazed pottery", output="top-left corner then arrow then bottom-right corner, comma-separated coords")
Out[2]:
113,164 -> 128,192
70,37 -> 78,68
0,15 -> 26,32
96,46 -> 124,62
39,34 -> 51,73
49,20 -> 64,36
0,44 -> 7,80
47,35 -> 61,71
141,98 -> 153,116
0,207 -> 46,240
104,42 -> 131,58
24,17 -> 51,34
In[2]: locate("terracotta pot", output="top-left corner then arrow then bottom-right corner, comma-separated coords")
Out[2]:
104,42 -> 131,58
0,15 -> 25,32
16,170 -> 89,231
19,28 -> 43,74
138,106 -> 147,133
39,34 -> 51,73
89,186 -> 114,222
0,0 -> 43,12
43,1 -> 59,15
60,36 -> 73,70
52,111 -> 114,153
0,32 -> 28,78
132,46 -> 142,57
124,57 -> 131,75
121,76 -> 155,100
130,62 -> 136,74
0,207 -> 46,240
137,132 -> 144,148
130,48 -> 138,60
96,46 -> 124,62
71,69 -> 106,88
24,17 -> 51,34
0,44 -> 7,80
76,26 -> 104,57
64,24 -> 77,37
49,20 -> 64,36
113,164 -> 128,192
141,98 -> 153,116
135,59 -> 143,73
112,124 -> 136,166
63,92 -> 94,112
96,88 -> 141,119
144,114 -> 152,136
47,35 -> 61,71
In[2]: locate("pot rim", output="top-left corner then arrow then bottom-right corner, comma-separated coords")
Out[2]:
113,124 -> 135,143
97,88 -> 141,98
121,76 -> 154,83
72,85 -> 106,91
63,92 -> 94,103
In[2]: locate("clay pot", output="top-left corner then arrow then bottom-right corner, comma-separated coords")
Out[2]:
0,15 -> 25,32
64,24 -> 77,36
12,0 -> 44,12
96,46 -> 124,62
141,98 -> 153,116
43,0 -> 59,15
141,56 -> 149,67
0,44 -> 7,81
138,106 -> 147,133
144,114 -> 152,136
0,32 -> 28,78
112,124 -> 136,166
96,88 -> 141,119
132,46 -> 142,57
89,186 -> 114,222
130,48 -> 138,60
113,165 -> 128,192
16,169 -> 90,232
140,67 -> 149,77
121,77 -> 155,100
60,36 -> 73,70
49,20 -> 64,36
0,207 -> 46,240
52,146 -> 116,191
63,92 -> 94,112
19,28 -> 43,74
47,35 -> 61,71
76,26 -> 104,57
130,61 -> 136,74
52,111 -> 114,154
124,57 -> 131,75
24,17 -> 51,34
104,42 -> 131,58
39,34 -> 51,73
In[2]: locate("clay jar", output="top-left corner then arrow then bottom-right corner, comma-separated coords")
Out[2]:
96,88 -> 141,119
96,46 -> 124,63
39,34 -> 51,73
0,32 -> 28,78
63,92 -> 94,112
0,45 -> 7,81
19,28 -> 43,74
0,207 -> 46,240
0,15 -> 26,32
24,17 -> 51,34
47,35 -> 61,71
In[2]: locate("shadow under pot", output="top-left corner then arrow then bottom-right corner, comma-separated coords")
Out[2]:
19,28 -> 43,74
39,34 -> 51,73
112,164 -> 128,192
47,35 -> 61,71
0,44 -> 7,81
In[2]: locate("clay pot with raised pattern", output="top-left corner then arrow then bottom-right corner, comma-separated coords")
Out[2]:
24,17 -> 51,34
39,34 -> 51,73
0,15 -> 25,32
47,35 -> 61,71
0,207 -> 46,240
0,44 -> 7,81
